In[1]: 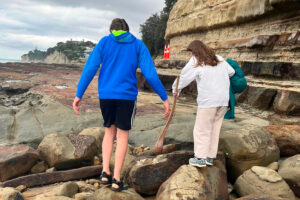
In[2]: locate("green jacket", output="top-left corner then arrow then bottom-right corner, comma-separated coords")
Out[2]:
224,59 -> 247,120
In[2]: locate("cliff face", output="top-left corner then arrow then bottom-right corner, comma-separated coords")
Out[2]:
21,50 -> 87,65
165,0 -> 300,64
44,50 -> 71,64
159,0 -> 300,116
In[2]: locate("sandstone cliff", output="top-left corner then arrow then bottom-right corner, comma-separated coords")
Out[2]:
156,0 -> 300,116
165,0 -> 300,64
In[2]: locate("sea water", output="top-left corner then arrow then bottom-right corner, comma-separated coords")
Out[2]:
0,58 -> 21,63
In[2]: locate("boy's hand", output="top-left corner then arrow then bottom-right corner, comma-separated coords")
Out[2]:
173,92 -> 178,98
73,97 -> 82,115
163,99 -> 170,119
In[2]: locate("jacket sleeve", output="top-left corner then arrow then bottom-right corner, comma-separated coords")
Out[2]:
138,41 -> 168,101
75,40 -> 103,99
172,56 -> 198,96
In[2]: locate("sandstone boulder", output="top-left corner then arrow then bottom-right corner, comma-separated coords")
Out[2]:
75,181 -> 97,193
156,162 -> 228,200
278,155 -> 300,197
234,166 -> 295,199
38,133 -> 97,169
243,87 -> 277,110
78,127 -> 105,155
273,90 -> 300,116
264,125 -> 300,156
126,150 -> 193,195
267,162 -> 279,171
89,187 -> 144,200
235,194 -> 290,200
74,192 -> 93,200
0,187 -> 24,200
55,182 -> 79,198
0,145 -> 39,181
219,125 -> 280,182
35,195 -> 73,200
31,161 -> 48,174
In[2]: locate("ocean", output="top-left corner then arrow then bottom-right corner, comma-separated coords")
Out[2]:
0,58 -> 21,63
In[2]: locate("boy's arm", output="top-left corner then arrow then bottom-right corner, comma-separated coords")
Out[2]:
172,57 -> 198,96
75,41 -> 102,99
138,41 -> 168,101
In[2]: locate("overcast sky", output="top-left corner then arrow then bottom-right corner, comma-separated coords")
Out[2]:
0,0 -> 165,59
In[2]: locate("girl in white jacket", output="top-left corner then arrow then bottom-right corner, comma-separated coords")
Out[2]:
172,40 -> 235,167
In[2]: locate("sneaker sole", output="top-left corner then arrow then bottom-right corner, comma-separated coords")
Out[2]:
189,162 -> 206,168
206,162 -> 213,166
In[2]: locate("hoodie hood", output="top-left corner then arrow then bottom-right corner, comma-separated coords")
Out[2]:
109,32 -> 136,44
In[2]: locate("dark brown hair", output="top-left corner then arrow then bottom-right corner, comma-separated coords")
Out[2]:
109,18 -> 129,32
187,40 -> 219,67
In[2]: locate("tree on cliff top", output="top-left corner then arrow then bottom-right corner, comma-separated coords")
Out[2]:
140,0 -> 177,57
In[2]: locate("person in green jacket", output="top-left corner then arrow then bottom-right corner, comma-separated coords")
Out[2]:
224,58 -> 247,120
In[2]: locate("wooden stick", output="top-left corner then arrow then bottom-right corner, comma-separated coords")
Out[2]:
3,165 -> 102,188
154,75 -> 180,153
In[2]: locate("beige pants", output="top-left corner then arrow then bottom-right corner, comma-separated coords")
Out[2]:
193,106 -> 227,159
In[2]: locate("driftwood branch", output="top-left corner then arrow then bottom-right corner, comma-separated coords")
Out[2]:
3,165 -> 102,188
154,75 -> 180,153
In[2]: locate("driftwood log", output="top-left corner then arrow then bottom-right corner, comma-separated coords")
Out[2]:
3,165 -> 102,188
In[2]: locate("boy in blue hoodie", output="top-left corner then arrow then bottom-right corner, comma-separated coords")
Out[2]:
73,18 -> 170,191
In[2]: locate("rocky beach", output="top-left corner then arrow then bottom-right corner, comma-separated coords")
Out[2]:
1,0 -> 300,199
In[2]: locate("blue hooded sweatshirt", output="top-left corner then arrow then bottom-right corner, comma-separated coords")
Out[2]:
76,32 -> 168,101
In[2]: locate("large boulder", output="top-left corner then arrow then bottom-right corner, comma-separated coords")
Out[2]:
78,127 -> 105,155
156,162 -> 228,200
235,194 -> 290,200
244,87 -> 277,110
0,145 -> 39,181
234,166 -> 295,199
0,93 -> 103,148
126,150 -> 193,195
30,161 -> 48,174
278,155 -> 300,197
0,187 -> 24,200
38,133 -> 97,169
219,125 -> 280,182
55,182 -> 79,198
273,90 -> 300,116
88,187 -> 144,200
263,125 -> 300,156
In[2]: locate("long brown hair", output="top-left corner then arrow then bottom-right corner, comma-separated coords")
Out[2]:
187,40 -> 219,67
109,18 -> 129,32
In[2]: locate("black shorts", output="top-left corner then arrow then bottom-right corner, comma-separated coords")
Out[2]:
99,99 -> 137,131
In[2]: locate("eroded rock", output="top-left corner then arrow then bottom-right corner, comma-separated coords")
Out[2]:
89,187 -> 144,200
219,125 -> 280,182
38,133 -> 97,169
126,151 -> 193,195
0,145 -> 39,181
278,155 -> 300,197
234,166 -> 295,199
0,187 -> 24,200
156,162 -> 228,200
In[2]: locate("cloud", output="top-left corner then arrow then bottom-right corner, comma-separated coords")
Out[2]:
0,0 -> 165,59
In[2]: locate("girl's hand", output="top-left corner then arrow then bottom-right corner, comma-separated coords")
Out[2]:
73,97 -> 82,115
173,92 -> 178,98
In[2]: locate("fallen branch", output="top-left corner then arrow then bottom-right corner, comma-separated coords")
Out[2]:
154,75 -> 180,153
3,165 -> 102,188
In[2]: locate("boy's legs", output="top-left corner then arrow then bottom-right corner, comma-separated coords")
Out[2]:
113,128 -> 129,184
193,107 -> 217,158
101,125 -> 117,176
207,106 -> 227,158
